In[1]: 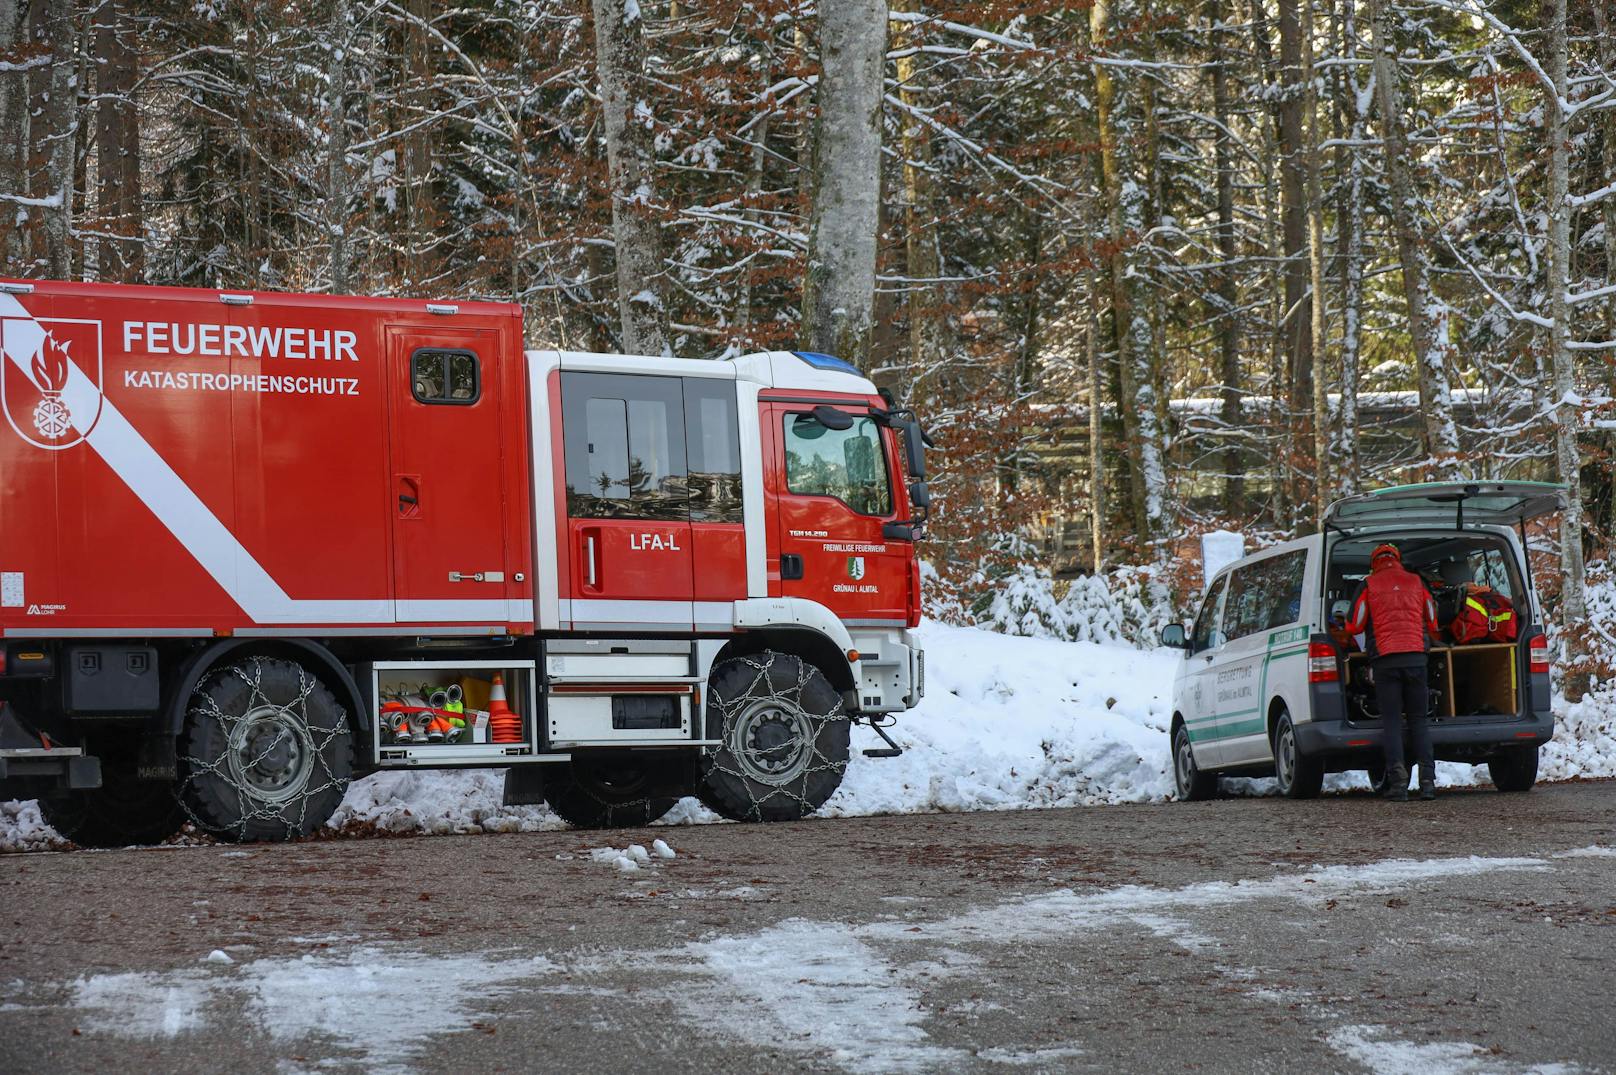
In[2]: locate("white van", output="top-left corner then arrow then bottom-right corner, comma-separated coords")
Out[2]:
1159,482 -> 1564,799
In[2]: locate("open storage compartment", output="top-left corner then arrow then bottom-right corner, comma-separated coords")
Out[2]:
1449,643 -> 1518,717
370,659 -> 558,768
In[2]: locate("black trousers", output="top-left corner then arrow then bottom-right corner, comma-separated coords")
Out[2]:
1375,657 -> 1434,781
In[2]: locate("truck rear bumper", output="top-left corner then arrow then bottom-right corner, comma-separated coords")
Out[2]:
1295,713 -> 1554,762
0,702 -> 103,790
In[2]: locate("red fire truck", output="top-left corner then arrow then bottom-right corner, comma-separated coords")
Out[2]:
0,279 -> 928,845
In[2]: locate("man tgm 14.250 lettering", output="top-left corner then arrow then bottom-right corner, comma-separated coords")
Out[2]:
0,279 -> 929,845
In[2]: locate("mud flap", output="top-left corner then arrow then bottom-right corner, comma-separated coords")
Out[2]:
503,764 -> 547,806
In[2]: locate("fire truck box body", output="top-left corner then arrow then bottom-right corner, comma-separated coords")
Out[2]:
0,279 -> 925,841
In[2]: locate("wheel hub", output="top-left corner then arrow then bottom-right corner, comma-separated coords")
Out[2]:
731,700 -> 814,785
229,705 -> 314,803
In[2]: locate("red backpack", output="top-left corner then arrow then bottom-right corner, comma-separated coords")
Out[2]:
1450,585 -> 1517,644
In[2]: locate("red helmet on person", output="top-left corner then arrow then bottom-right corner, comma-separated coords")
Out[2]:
1370,543 -> 1401,570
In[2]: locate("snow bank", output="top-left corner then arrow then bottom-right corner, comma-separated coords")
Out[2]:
5,616 -> 1615,851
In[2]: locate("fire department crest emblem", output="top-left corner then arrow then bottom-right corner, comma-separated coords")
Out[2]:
1,316 -> 103,451
847,555 -> 866,581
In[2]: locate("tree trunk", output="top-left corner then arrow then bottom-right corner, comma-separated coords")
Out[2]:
592,0 -> 670,355
1277,0 -> 1314,515
1251,0 -> 1290,527
1092,0 -> 1165,551
892,0 -> 944,381
1088,277 -> 1107,573
1334,0 -> 1364,497
94,0 -> 141,283
1369,0 -> 1460,476
1302,0 -> 1330,525
0,0 -> 25,266
326,0 -> 351,293
801,0 -> 884,363
1545,0 -> 1587,689
41,0 -> 74,278
1209,0 -> 1244,516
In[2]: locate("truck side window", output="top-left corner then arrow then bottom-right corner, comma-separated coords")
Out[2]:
562,372 -> 688,521
683,379 -> 743,523
1191,576 -> 1228,654
783,413 -> 892,516
411,348 -> 479,404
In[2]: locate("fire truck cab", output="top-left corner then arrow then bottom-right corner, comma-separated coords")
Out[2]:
0,279 -> 927,845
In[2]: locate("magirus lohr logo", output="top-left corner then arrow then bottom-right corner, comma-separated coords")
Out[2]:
1,315 -> 104,450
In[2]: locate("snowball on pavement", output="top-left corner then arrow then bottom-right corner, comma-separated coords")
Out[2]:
652,839 -> 675,859
203,950 -> 234,964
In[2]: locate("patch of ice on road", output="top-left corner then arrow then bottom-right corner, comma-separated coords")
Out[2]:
674,919 -> 965,1074
865,854 -> 1551,944
587,842 -> 666,872
71,947 -> 553,1073
977,1044 -> 1087,1065
1551,844 -> 1616,859
1327,1024 -> 1586,1074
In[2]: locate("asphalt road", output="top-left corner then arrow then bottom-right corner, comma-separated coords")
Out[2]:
3,781 -> 1615,1074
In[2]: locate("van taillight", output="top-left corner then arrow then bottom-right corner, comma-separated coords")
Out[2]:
1529,635 -> 1550,675
1308,641 -> 1339,683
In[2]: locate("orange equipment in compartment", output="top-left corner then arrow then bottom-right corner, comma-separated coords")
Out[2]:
488,673 -> 522,743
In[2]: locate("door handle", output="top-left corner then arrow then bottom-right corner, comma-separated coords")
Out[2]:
397,475 -> 422,518
780,553 -> 804,580
583,531 -> 599,588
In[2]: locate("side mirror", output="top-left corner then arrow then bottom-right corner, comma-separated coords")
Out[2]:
899,416 -> 927,479
1159,623 -> 1187,650
909,481 -> 930,509
812,405 -> 854,431
882,522 -> 914,541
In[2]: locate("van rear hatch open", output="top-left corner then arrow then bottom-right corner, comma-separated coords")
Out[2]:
1324,481 -> 1566,531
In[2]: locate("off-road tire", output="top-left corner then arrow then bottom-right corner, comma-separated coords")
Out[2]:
699,652 -> 850,822
178,657 -> 353,842
1172,722 -> 1218,801
1273,712 -> 1324,799
541,757 -> 678,829
39,766 -> 184,848
1488,745 -> 1539,793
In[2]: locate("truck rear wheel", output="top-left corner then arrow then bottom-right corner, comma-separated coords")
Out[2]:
1488,745 -> 1539,792
699,652 -> 850,822
541,756 -> 678,829
40,762 -> 184,849
178,657 -> 353,842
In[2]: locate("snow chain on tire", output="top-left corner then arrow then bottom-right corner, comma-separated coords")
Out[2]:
699,651 -> 851,823
178,657 -> 353,842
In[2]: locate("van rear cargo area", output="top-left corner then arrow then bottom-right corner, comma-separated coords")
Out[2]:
1327,531 -> 1528,724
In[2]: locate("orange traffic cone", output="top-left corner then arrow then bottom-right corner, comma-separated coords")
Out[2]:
488,672 -> 523,744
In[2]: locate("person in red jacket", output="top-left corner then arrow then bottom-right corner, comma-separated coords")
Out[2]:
1345,543 -> 1440,801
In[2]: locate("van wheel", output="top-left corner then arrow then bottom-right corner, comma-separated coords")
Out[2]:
699,652 -> 850,822
179,657 -> 353,842
1273,713 -> 1323,799
1488,745 -> 1538,793
40,766 -> 184,849
542,757 -> 678,829
1172,723 -> 1217,801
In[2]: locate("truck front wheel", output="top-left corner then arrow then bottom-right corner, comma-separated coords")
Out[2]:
179,657 -> 353,842
699,652 -> 850,822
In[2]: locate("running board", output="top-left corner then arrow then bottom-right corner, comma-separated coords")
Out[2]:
860,719 -> 904,759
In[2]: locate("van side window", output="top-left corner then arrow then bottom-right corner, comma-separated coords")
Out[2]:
562,372 -> 688,521
1221,550 -> 1307,642
1468,547 -> 1513,599
1191,576 -> 1228,654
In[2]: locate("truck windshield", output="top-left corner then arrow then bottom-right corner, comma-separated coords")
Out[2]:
784,412 -> 892,516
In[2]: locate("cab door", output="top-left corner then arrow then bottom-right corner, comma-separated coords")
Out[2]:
388,327 -> 511,623
559,371 -> 694,630
764,402 -> 910,624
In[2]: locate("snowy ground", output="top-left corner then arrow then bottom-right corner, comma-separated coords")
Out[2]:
4,619 -> 1615,851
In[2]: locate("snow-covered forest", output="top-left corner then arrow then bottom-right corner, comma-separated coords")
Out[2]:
2,1 -> 1613,655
